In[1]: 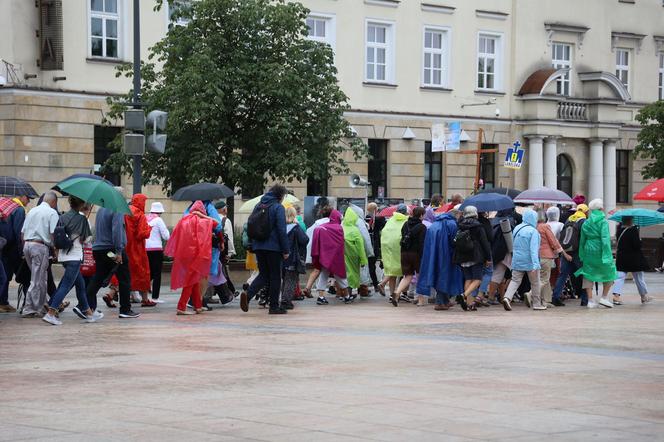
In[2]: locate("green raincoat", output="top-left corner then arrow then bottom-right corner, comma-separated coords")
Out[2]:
380,212 -> 409,277
342,207 -> 368,288
575,210 -> 617,282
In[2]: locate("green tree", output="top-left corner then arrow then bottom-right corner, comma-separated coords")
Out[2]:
106,0 -> 366,195
633,100 -> 664,179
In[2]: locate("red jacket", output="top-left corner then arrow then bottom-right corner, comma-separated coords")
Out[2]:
125,194 -> 151,291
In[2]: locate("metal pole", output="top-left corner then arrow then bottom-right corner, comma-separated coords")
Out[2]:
132,0 -> 142,196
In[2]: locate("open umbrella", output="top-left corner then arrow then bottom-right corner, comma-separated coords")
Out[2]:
238,193 -> 300,214
514,187 -> 574,205
53,177 -> 130,215
53,173 -> 112,195
378,204 -> 415,218
634,178 -> 664,202
0,176 -> 39,198
460,193 -> 514,212
477,187 -> 522,200
608,208 -> 664,227
171,183 -> 235,201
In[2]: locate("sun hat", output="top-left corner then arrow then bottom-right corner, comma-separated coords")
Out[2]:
150,202 -> 165,213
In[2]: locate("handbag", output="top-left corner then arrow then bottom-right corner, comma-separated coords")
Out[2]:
80,246 -> 96,277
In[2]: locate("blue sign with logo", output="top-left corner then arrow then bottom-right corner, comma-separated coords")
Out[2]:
504,140 -> 525,170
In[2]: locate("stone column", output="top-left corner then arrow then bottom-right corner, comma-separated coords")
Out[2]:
527,135 -> 544,189
543,136 -> 558,189
588,138 -> 605,202
603,139 -> 617,212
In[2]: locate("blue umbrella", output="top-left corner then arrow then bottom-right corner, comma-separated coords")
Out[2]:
459,193 -> 514,212
608,208 -> 664,227
658,206 -> 664,213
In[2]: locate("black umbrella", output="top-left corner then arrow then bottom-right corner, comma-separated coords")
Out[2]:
171,183 -> 235,201
0,176 -> 39,198
52,173 -> 113,195
477,187 -> 522,200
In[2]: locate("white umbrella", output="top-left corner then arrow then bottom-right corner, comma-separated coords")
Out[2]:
238,193 -> 300,213
514,187 -> 574,205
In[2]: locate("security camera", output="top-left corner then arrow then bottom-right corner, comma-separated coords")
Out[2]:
495,107 -> 501,117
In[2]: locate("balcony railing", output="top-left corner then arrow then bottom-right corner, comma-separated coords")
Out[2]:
557,101 -> 587,121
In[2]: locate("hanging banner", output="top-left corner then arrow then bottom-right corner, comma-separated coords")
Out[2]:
444,121 -> 461,151
431,123 -> 445,152
504,140 -> 525,170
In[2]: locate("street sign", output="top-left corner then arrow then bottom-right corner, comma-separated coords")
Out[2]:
504,140 -> 525,169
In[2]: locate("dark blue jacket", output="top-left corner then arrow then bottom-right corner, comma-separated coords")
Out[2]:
416,213 -> 463,296
250,192 -> 289,254
0,205 -> 26,260
284,223 -> 309,271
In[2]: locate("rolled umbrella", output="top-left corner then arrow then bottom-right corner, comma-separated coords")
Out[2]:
238,193 -> 300,213
171,182 -> 235,201
0,176 -> 39,198
53,173 -> 112,195
477,187 -> 522,200
634,178 -> 664,202
53,177 -> 130,214
459,193 -> 514,212
514,187 -> 574,205
608,208 -> 664,227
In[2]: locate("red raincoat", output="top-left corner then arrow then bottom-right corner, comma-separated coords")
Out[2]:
165,202 -> 215,290
125,194 -> 151,292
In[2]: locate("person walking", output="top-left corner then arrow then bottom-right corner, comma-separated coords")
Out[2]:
439,194 -> 464,213
365,202 -> 386,294
537,210 -> 572,307
342,206 -> 368,300
42,196 -> 102,325
240,184 -> 290,314
310,209 -> 348,305
20,191 -> 59,317
391,206 -> 427,307
165,200 -> 218,315
146,201 -> 170,303
502,209 -> 544,311
552,204 -> 589,305
214,200 -> 236,294
546,206 -> 565,238
574,199 -> 617,309
125,194 -> 155,307
281,206 -> 308,310
0,193 -> 31,313
612,216 -> 652,304
452,206 -> 491,311
378,204 -> 409,299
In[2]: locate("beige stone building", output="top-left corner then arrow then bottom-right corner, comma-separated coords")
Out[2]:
1,0 -> 664,228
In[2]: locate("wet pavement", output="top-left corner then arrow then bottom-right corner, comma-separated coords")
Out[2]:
1,270 -> 663,441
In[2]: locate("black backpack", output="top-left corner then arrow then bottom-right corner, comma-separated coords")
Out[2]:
53,218 -> 74,252
560,220 -> 581,253
491,223 -> 509,263
400,223 -> 412,250
453,229 -> 475,255
247,203 -> 273,241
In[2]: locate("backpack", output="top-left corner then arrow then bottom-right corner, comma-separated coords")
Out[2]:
53,218 -> 74,252
453,229 -> 475,255
560,220 -> 581,253
247,202 -> 273,241
400,223 -> 412,250
491,223 -> 508,263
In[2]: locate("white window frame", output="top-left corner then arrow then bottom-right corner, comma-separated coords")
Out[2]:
365,19 -> 395,84
552,42 -> 572,96
305,13 -> 336,52
88,0 -> 122,59
422,26 -> 451,88
476,32 -> 502,91
615,48 -> 630,91
659,53 -> 664,100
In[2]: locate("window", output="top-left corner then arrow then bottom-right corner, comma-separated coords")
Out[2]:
552,43 -> 572,96
368,139 -> 388,198
659,53 -> 663,100
90,0 -> 119,59
307,174 -> 328,197
424,142 -> 442,198
616,150 -> 630,204
306,14 -> 336,49
477,33 -> 500,90
615,48 -> 630,90
168,0 -> 192,25
480,144 -> 496,189
366,22 -> 393,83
94,126 -> 121,186
423,28 -> 448,87
557,154 -> 573,197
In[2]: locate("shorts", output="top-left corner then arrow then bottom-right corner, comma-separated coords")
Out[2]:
462,263 -> 483,281
400,251 -> 421,276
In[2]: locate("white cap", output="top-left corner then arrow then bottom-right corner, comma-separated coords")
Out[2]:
150,202 -> 165,213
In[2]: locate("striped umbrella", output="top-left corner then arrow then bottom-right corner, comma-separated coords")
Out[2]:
0,176 -> 39,198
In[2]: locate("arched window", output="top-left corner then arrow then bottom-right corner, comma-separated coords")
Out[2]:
557,154 -> 573,197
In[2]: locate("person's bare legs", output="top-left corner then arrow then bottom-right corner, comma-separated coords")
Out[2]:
387,277 -> 396,296
394,275 -> 413,298
464,280 -> 482,307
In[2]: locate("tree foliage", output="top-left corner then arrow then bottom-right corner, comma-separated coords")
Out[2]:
633,100 -> 664,180
105,0 -> 366,195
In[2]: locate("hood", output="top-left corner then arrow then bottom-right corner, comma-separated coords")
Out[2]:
546,206 -> 560,222
190,200 -> 206,215
349,204 -> 364,219
522,209 -> 537,227
343,206 -> 359,226
131,193 -> 147,212
424,207 -> 435,223
435,212 -> 456,222
407,216 -> 422,228
588,209 -> 606,223
259,192 -> 280,206
459,217 -> 480,229
392,212 -> 408,223
329,209 -> 343,224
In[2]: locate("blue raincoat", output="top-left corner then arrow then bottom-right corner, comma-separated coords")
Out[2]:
416,213 -> 463,296
511,209 -> 541,271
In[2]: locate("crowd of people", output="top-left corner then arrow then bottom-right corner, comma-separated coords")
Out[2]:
0,183 -> 655,324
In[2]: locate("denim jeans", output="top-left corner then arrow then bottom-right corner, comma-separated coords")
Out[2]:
249,250 -> 284,310
49,261 -> 89,312
472,263 -> 494,297
435,289 -> 450,305
613,271 -> 648,296
552,254 -> 582,302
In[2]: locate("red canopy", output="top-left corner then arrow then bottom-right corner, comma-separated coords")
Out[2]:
634,179 -> 664,202
378,204 -> 416,218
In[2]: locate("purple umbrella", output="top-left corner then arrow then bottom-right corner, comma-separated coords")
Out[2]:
514,187 -> 574,205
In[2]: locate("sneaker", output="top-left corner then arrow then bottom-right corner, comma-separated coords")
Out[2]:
655,267 -> 663,273
0,304 -> 17,313
42,313 -> 62,326
641,295 -> 653,304
533,305 -> 547,310
343,296 -> 354,304
72,306 -> 87,320
502,298 -> 512,311
598,297 -> 613,308
85,310 -> 104,323
524,292 -> 532,308
587,301 -> 599,309
456,295 -> 468,311
118,310 -> 141,319
268,307 -> 287,315
240,291 -> 249,312
151,298 -> 165,304
399,293 -> 412,303
316,296 -> 329,305
552,299 -> 565,307
281,301 -> 294,310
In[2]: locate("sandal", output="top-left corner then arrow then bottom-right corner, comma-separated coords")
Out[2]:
612,295 -> 623,305
456,295 -> 468,311
141,299 -> 157,307
302,288 -> 313,299
467,302 -> 479,311
58,300 -> 70,312
102,294 -> 117,308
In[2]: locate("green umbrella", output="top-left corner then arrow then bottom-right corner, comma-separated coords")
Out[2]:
53,177 -> 131,215
608,208 -> 664,227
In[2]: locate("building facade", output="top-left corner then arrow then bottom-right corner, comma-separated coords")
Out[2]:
1,0 -> 663,227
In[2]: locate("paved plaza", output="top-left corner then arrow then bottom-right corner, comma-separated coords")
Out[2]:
1,270 -> 664,441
